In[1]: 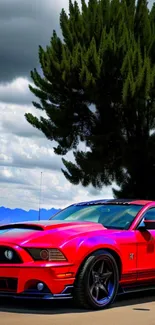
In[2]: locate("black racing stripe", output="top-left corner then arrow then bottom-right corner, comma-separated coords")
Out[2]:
75,198 -> 143,206
76,198 -> 152,207
109,199 -> 134,203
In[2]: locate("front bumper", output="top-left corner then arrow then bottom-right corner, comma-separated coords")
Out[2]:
0,264 -> 75,300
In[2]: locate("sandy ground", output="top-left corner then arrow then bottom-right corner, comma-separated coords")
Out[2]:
1,292 -> 155,325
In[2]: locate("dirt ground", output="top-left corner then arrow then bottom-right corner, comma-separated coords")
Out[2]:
1,292 -> 155,325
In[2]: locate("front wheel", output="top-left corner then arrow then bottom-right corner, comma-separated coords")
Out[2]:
74,250 -> 119,310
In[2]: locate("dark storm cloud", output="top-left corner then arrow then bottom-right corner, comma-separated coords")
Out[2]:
0,0 -> 63,82
0,0 -> 154,83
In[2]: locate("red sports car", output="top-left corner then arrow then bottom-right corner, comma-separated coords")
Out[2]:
0,198 -> 155,309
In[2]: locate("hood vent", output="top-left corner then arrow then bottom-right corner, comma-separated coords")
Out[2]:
0,224 -> 44,231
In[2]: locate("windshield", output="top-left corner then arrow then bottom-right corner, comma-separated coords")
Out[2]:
50,204 -> 143,230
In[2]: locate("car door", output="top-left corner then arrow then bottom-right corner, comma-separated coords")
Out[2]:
136,207 -> 155,282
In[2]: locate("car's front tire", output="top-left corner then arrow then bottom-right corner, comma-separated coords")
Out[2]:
74,250 -> 119,310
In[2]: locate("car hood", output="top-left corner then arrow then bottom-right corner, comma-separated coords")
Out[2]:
0,220 -> 113,247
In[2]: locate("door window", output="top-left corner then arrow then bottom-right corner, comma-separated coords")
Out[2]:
138,208 -> 155,229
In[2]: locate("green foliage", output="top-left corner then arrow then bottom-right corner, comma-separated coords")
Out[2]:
25,0 -> 155,199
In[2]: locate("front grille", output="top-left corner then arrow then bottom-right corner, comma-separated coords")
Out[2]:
0,246 -> 22,264
0,278 -> 18,292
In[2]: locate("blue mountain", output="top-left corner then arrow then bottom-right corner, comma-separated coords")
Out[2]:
0,206 -> 61,224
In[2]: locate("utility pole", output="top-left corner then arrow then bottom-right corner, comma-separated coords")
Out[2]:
38,172 -> 43,221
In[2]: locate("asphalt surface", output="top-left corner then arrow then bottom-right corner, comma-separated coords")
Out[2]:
1,292 -> 155,325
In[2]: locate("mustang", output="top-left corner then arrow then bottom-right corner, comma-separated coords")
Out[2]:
1,198 -> 155,309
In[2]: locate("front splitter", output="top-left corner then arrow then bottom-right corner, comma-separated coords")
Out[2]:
0,285 -> 74,300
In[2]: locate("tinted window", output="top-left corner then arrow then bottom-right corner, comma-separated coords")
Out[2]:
144,208 -> 155,220
138,208 -> 155,229
50,204 -> 143,230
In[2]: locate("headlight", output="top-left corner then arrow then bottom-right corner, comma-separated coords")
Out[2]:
26,248 -> 67,261
4,250 -> 14,260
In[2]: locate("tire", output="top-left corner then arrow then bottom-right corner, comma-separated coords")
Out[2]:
73,250 -> 119,310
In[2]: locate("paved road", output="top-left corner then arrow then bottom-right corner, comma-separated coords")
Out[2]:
1,292 -> 155,325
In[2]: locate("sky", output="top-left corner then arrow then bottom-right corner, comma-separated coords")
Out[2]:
1,0 -> 154,211
0,0 -> 116,211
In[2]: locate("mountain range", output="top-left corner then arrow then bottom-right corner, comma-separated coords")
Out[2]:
0,206 -> 61,224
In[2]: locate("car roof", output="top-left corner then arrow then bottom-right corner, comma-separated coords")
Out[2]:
74,199 -> 153,206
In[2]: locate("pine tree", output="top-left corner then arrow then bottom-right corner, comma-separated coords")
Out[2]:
25,0 -> 155,199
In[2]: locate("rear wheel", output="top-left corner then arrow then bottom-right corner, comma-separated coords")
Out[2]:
74,250 -> 119,310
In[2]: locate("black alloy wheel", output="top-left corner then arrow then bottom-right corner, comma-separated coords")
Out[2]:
74,250 -> 119,309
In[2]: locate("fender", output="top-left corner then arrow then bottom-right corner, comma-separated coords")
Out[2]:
74,235 -> 122,270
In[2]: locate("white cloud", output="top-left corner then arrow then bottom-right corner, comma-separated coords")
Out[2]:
0,78 -> 34,104
0,102 -> 44,139
0,166 -> 113,211
0,77 -> 113,210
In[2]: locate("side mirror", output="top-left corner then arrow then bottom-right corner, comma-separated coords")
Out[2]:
143,217 -> 155,230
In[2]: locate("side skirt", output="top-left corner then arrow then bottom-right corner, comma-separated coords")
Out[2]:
118,282 -> 155,296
